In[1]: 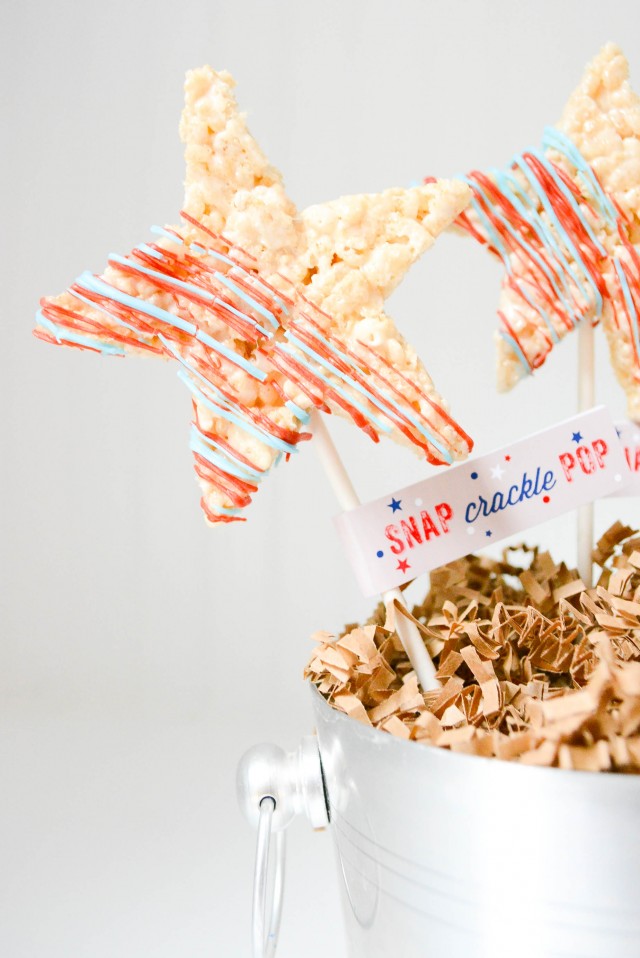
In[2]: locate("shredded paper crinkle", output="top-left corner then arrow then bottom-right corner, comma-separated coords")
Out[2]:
305,523 -> 640,771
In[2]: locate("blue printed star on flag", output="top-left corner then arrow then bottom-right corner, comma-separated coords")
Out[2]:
572,431 -> 583,444
388,498 -> 402,513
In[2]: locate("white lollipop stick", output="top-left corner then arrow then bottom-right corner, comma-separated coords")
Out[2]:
311,411 -> 440,692
577,321 -> 595,587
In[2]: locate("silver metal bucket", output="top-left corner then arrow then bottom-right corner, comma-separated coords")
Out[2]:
310,685 -> 640,958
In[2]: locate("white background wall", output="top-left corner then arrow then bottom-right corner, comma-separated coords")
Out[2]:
2,1 -> 640,955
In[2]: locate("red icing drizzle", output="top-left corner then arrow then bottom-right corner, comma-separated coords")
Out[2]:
37,212 -> 470,520
451,146 -> 640,384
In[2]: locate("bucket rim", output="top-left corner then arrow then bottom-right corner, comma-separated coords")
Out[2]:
309,681 -> 640,790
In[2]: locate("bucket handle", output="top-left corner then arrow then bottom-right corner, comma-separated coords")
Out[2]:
253,797 -> 286,958
237,737 -> 329,957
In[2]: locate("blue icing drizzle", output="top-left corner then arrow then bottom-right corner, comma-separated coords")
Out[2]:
462,186 -> 554,378
480,215 -> 566,351
285,329 -> 454,460
136,243 -> 164,261
43,207 -> 471,479
144,226 -> 442,452
214,272 -> 280,329
138,241 -> 283,335
466,177 -> 571,320
497,328 -> 532,372
36,310 -> 125,356
150,225 -> 289,315
193,326 -> 267,381
495,167 -> 585,306
108,253 -> 216,303
462,129 -> 622,377
189,425 -> 264,483
79,266 -> 266,382
150,225 -> 237,269
173,360 -> 299,456
190,242 -> 236,268
614,258 -> 640,361
465,189 -> 506,256
191,423 -> 265,481
127,241 -> 273,337
127,245 -> 275,338
487,173 -> 578,316
517,292 -> 558,344
510,153 -> 602,314
278,340 -> 391,436
76,272 -> 197,335
542,128 -> 618,225
284,332 -> 391,433
532,148 -> 607,256
150,225 -> 185,244
204,501 -> 243,517
212,296 -> 273,339
237,273 -> 289,318
69,288 -> 157,345
285,399 -> 310,423
141,228 -> 285,334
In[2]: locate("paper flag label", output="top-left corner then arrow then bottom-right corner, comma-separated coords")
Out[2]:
609,420 -> 640,497
335,407 -> 630,596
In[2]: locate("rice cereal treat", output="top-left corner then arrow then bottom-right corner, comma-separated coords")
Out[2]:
36,68 -> 473,524
450,44 -> 640,417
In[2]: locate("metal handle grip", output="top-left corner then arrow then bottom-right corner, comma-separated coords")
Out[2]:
253,797 -> 286,958
238,738 -> 329,958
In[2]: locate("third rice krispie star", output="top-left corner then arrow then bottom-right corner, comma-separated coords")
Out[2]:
440,44 -> 640,416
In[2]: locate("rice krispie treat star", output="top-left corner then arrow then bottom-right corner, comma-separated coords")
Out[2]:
36,67 -> 472,523
449,44 -> 640,417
